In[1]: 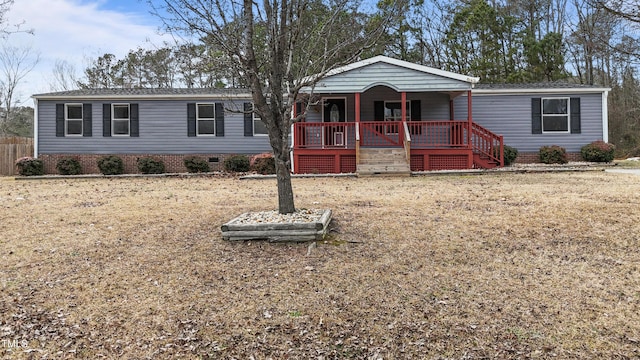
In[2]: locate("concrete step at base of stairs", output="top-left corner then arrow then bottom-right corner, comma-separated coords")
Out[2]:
357,170 -> 411,177
357,164 -> 411,172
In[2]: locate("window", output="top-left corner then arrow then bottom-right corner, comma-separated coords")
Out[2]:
65,104 -> 83,136
384,101 -> 411,121
112,104 -> 130,136
542,98 -> 569,133
197,103 -> 216,136
383,101 -> 411,134
253,105 -> 268,136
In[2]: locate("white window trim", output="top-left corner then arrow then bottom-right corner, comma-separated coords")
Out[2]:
196,103 -> 216,136
252,103 -> 268,136
383,100 -> 411,122
541,97 -> 570,134
112,103 -> 130,137
65,103 -> 83,137
321,97 -> 348,123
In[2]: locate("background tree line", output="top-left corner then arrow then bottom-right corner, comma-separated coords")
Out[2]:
2,0 -> 639,157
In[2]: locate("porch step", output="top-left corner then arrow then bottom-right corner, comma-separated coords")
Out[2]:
357,148 -> 410,176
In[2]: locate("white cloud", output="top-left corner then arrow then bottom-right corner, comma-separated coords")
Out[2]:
5,0 -> 173,105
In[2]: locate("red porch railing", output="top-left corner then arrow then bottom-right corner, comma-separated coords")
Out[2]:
294,122 -> 356,149
360,121 -> 403,147
406,121 -> 469,148
471,122 -> 504,166
294,120 -> 503,167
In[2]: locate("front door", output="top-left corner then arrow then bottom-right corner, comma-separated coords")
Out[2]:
323,98 -> 346,146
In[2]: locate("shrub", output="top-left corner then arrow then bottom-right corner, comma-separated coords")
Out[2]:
183,156 -> 210,173
581,141 -> 615,162
224,155 -> 250,172
15,157 -> 44,176
495,145 -> 519,166
539,145 -> 568,164
97,155 -> 124,175
137,157 -> 165,174
250,153 -> 276,175
503,145 -> 519,166
56,157 -> 82,175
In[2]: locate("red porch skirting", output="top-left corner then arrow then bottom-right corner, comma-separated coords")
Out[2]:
294,148 -> 478,174
409,149 -> 473,171
294,149 -> 356,174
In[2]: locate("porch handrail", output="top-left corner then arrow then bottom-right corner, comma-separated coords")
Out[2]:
403,121 -> 411,162
360,121 -> 403,147
470,122 -> 503,166
407,121 -> 469,148
294,122 -> 356,149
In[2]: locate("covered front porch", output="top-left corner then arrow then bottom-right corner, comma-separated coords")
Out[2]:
292,56 -> 504,175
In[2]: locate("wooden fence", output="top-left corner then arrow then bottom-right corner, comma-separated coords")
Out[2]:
0,137 -> 34,176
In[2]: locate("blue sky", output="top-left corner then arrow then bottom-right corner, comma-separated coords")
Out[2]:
5,0 -> 172,105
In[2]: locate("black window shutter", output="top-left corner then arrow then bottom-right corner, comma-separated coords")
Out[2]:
410,100 -> 422,135
374,101 -> 384,121
215,103 -> 224,137
570,97 -> 581,134
83,104 -> 92,137
244,102 -> 253,136
130,104 -> 139,137
531,98 -> 542,134
187,103 -> 196,137
103,104 -> 111,137
295,102 -> 302,116
410,100 -> 421,121
56,104 -> 64,137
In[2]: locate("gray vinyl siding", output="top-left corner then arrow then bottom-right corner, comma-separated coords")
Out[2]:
38,99 -> 272,155
453,92 -> 604,152
314,63 -> 472,93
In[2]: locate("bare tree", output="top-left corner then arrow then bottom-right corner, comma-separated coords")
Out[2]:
0,0 -> 34,38
592,0 -> 640,23
150,0 -> 405,214
0,43 -> 39,136
50,59 -> 79,91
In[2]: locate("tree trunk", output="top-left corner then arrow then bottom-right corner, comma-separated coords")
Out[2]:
275,150 -> 295,214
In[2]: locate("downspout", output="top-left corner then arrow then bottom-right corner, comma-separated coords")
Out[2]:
33,97 -> 38,158
602,90 -> 609,143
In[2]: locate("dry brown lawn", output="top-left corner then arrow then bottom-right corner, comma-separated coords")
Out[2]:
1,171 -> 639,359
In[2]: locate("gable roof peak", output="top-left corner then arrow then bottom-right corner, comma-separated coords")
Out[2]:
326,56 -> 480,84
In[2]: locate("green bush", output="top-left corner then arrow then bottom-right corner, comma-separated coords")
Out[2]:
250,153 -> 276,175
137,157 -> 165,174
97,155 -> 124,175
539,145 -> 568,164
15,157 -> 44,176
56,157 -> 82,175
183,156 -> 210,173
503,145 -> 519,166
495,145 -> 518,166
581,141 -> 615,162
224,155 -> 250,172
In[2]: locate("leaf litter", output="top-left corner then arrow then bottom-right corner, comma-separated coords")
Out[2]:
0,173 -> 639,358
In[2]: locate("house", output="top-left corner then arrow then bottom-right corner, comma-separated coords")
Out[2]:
32,56 -> 610,175
32,88 -> 269,174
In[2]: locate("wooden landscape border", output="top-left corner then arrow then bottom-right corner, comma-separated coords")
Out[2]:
221,209 -> 332,242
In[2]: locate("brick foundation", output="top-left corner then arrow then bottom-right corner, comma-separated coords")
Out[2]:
515,152 -> 583,164
38,154 -> 255,175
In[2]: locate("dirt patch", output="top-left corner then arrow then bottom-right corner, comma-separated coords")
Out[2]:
1,173 -> 640,358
